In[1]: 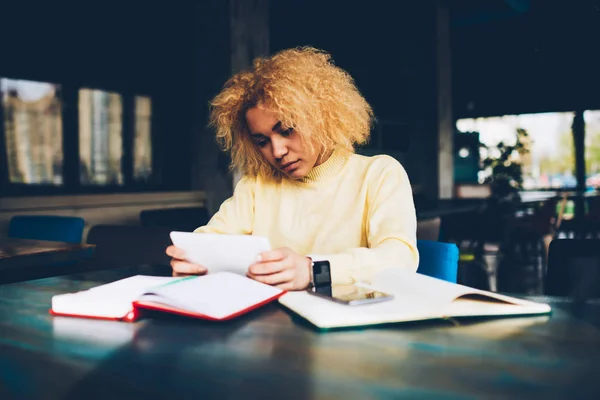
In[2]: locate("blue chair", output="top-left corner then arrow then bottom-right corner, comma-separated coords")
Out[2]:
416,240 -> 459,283
8,215 -> 85,243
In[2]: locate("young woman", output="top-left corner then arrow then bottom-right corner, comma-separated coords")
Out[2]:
167,47 -> 419,290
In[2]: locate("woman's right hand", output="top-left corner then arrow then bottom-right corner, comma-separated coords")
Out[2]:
166,245 -> 207,277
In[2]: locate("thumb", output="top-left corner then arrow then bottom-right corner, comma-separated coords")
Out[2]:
256,248 -> 286,262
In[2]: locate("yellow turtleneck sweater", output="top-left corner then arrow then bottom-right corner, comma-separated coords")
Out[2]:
194,150 -> 419,285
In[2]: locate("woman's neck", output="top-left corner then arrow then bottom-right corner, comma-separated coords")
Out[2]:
314,149 -> 334,167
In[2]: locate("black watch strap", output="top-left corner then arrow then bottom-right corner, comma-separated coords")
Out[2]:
311,260 -> 332,288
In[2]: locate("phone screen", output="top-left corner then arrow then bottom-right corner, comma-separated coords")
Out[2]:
309,284 -> 393,305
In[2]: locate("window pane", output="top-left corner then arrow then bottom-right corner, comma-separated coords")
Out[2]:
457,112 -> 575,190
585,110 -> 600,188
134,96 -> 152,181
79,88 -> 123,185
1,78 -> 63,185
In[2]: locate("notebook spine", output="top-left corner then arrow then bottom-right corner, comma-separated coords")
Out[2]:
48,308 -> 139,322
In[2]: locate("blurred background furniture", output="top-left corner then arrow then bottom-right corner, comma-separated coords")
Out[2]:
85,224 -> 174,276
416,217 -> 441,241
495,195 -> 567,294
0,238 -> 94,284
546,238 -> 600,302
8,215 -> 85,243
139,207 -> 209,232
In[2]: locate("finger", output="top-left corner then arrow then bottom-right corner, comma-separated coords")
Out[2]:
248,269 -> 294,286
275,282 -> 295,291
248,260 -> 290,275
173,271 -> 203,278
166,245 -> 185,259
256,248 -> 287,263
170,259 -> 206,275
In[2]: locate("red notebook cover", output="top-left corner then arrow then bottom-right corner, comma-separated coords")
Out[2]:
49,273 -> 286,322
132,291 -> 285,321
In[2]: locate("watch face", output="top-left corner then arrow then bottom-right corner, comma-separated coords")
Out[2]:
313,261 -> 331,287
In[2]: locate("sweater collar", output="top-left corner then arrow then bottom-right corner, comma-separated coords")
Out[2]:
300,149 -> 350,184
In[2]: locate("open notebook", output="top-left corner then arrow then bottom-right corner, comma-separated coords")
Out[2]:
278,269 -> 552,329
51,272 -> 284,322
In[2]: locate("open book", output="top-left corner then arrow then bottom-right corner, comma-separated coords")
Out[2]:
278,269 -> 552,329
51,272 -> 284,322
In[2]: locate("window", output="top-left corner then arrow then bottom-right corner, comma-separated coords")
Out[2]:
0,77 -> 156,195
584,110 -> 600,188
1,78 -> 63,185
78,88 -> 124,185
133,96 -> 152,181
457,112 -> 576,190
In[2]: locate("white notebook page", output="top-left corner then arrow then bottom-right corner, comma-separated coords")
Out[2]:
52,275 -> 181,319
170,231 -> 271,276
138,272 -> 283,320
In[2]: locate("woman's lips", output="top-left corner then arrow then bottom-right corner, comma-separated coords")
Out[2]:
282,161 -> 299,172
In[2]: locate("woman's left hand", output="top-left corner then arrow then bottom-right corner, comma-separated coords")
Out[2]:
247,247 -> 311,290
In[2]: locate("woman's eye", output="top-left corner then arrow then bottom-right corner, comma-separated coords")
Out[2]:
256,140 -> 268,148
281,128 -> 294,137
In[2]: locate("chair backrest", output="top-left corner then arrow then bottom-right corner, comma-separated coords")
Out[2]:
8,215 -> 85,243
546,239 -> 600,300
139,207 -> 209,232
416,240 -> 459,283
86,224 -> 173,269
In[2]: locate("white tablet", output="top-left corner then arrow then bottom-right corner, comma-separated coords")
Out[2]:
169,231 -> 272,275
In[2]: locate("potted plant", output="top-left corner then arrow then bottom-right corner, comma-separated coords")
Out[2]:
481,127 -> 530,202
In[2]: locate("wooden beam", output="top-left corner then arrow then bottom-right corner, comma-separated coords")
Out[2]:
230,0 -> 270,188
573,110 -> 586,219
437,0 -> 454,199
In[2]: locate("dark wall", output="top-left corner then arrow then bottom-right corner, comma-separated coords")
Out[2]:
1,1 -> 196,96
270,0 -> 437,123
0,0 -> 230,192
269,0 -> 440,192
452,0 -> 600,118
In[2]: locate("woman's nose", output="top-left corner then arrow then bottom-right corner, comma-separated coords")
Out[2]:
272,137 -> 289,159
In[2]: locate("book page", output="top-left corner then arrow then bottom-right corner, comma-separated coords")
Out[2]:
137,272 -> 283,320
442,295 -> 551,317
278,291 -> 438,329
371,269 -> 545,307
170,231 -> 271,275
51,275 -> 181,319
278,269 -> 552,329
371,269 -> 480,304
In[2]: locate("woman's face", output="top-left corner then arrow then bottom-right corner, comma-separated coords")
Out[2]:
245,106 -> 322,179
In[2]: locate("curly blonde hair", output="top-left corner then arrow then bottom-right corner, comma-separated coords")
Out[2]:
209,46 -> 374,180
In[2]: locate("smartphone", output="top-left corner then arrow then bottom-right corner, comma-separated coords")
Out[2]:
308,283 -> 393,306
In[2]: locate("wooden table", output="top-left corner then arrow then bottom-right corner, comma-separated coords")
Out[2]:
1,269 -> 599,399
0,238 -> 95,284
416,199 -> 482,220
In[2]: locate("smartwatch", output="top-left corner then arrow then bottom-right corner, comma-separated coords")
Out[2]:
310,259 -> 332,288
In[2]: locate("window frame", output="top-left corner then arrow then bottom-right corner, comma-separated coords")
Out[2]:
455,111 -> 580,192
0,78 -> 161,197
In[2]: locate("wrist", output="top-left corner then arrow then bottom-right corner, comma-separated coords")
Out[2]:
304,256 -> 313,289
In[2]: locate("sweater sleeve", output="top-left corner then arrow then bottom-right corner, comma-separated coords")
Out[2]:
311,158 -> 419,285
193,176 -> 255,235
